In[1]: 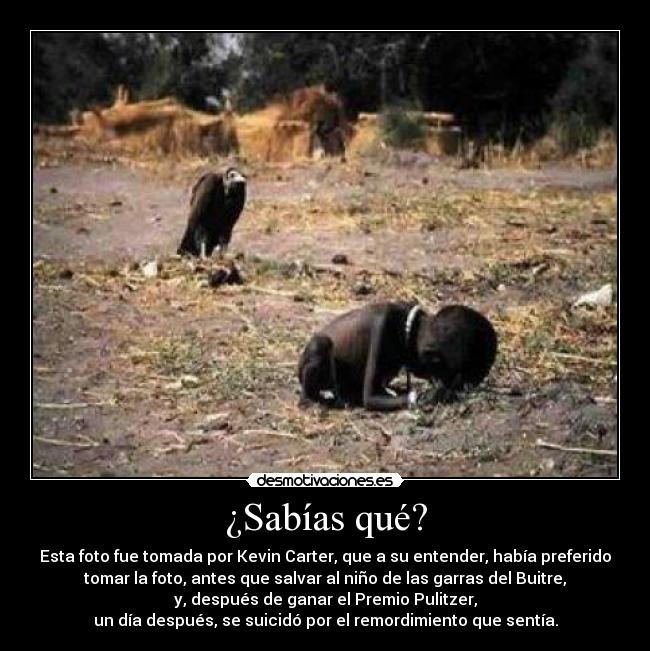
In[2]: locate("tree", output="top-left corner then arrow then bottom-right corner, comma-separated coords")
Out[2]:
32,31 -> 618,144
32,32 -> 118,123
552,33 -> 618,128
32,32 -> 237,123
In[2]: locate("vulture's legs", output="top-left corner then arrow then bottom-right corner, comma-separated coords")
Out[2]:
193,224 -> 208,261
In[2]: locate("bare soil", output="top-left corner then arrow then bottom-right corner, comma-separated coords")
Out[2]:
33,146 -> 617,477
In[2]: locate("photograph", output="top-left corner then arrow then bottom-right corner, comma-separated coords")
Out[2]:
31,31 -> 618,478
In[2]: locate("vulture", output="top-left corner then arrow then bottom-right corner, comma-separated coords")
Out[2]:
177,168 -> 247,258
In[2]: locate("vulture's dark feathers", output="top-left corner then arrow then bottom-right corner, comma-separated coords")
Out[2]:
177,168 -> 247,257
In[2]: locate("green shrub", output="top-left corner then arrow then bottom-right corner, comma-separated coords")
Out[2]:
379,105 -> 427,149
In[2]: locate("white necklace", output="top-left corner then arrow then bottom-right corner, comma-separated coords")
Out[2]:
405,304 -> 422,343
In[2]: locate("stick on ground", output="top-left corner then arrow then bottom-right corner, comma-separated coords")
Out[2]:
535,438 -> 616,457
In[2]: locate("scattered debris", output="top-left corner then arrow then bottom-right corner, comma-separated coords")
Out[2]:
180,375 -> 200,388
541,458 -> 556,472
208,268 -> 230,287
573,283 -> 613,308
208,264 -> 245,288
202,412 -> 230,431
352,281 -> 375,296
140,260 -> 159,279
32,152 -> 617,478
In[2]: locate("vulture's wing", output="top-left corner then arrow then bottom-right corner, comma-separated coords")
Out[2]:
178,173 -> 226,255
188,172 -> 213,205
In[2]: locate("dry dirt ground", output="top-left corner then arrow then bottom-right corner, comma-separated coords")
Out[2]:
32,143 -> 618,477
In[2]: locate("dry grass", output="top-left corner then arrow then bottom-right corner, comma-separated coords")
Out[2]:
34,178 -> 617,401
236,86 -> 350,162
34,83 -> 616,169
43,96 -> 239,158
32,145 -> 617,476
468,128 -> 617,170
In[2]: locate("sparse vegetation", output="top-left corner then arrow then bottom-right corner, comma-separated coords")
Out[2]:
33,144 -> 617,477
549,112 -> 600,155
379,106 -> 428,149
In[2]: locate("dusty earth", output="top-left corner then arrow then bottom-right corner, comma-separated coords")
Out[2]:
32,142 -> 618,477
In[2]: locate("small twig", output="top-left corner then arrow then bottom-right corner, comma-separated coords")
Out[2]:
224,285 -> 296,298
34,435 -> 100,448
479,385 -> 525,397
550,352 -> 616,366
33,366 -> 55,373
240,428 -> 298,439
535,438 -> 617,457
531,262 -> 551,277
37,284 -> 70,292
501,365 -> 535,376
593,396 -> 617,404
76,273 -> 101,288
157,444 -> 187,455
34,401 -> 113,409
33,462 -> 69,475
541,249 -> 575,257
381,267 -> 405,278
311,264 -> 344,277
